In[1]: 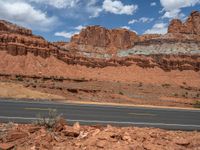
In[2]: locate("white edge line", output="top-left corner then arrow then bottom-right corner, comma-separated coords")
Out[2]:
0,116 -> 200,128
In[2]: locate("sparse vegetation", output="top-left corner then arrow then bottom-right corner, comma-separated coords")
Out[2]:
197,93 -> 200,98
34,109 -> 63,129
194,100 -> 200,108
138,82 -> 143,87
119,91 -> 124,95
16,75 -> 23,81
174,93 -> 178,97
162,83 -> 171,88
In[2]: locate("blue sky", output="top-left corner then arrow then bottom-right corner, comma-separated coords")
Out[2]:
0,0 -> 199,41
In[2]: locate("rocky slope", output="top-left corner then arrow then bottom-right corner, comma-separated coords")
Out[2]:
1,120 -> 200,150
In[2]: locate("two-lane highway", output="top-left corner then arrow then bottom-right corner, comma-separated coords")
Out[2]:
0,99 -> 200,130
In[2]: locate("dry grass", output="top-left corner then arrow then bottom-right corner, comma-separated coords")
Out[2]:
0,82 -> 65,100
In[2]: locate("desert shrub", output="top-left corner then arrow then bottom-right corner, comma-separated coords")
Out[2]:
16,75 -> 23,81
138,82 -> 143,87
162,83 -> 171,88
34,109 -> 62,129
119,91 -> 124,95
194,101 -> 200,108
196,93 -> 200,98
174,93 -> 178,97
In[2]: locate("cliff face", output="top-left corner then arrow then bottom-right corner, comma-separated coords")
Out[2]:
0,11 -> 200,72
0,20 -> 32,35
0,20 -> 59,58
168,11 -> 200,35
71,26 -> 139,53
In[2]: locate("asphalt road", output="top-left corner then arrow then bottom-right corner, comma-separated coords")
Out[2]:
0,99 -> 200,130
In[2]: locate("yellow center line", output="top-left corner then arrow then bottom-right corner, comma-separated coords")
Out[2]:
128,113 -> 157,117
24,108 -> 56,111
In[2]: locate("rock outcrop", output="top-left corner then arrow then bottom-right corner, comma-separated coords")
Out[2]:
168,11 -> 200,35
0,20 -> 59,58
0,20 -> 32,35
71,26 -> 139,53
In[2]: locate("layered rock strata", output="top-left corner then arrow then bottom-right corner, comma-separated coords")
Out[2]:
0,11 -> 200,72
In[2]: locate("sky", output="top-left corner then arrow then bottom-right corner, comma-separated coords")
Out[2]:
0,0 -> 199,41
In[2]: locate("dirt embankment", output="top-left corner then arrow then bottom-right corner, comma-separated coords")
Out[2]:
1,120 -> 200,150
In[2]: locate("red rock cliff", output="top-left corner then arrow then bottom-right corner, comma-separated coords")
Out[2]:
0,20 -> 59,58
168,11 -> 200,35
71,26 -> 139,52
0,20 -> 32,35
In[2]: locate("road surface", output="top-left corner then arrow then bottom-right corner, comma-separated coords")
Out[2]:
0,99 -> 200,130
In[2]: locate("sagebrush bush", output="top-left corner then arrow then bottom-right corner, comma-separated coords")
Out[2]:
34,109 -> 63,128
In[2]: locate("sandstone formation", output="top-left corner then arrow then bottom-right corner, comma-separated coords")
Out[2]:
168,11 -> 200,35
0,20 -> 60,58
0,11 -> 200,72
0,20 -> 32,35
71,26 -> 139,53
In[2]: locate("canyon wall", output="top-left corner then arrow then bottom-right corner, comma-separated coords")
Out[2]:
71,26 -> 139,53
0,11 -> 200,72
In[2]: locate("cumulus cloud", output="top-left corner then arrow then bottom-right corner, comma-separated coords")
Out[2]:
29,0 -> 80,9
144,23 -> 167,34
0,0 -> 57,31
128,19 -> 137,24
160,0 -> 200,11
103,0 -> 138,15
55,25 -> 85,39
86,0 -> 103,18
128,17 -> 154,24
150,2 -> 156,6
162,9 -> 185,19
54,31 -> 79,38
74,25 -> 86,30
120,26 -> 138,34
120,26 -> 131,30
30,0 -> 102,18
160,0 -> 200,19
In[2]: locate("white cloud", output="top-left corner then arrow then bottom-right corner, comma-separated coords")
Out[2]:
128,19 -> 137,24
120,26 -> 138,34
86,0 -> 103,18
55,31 -> 79,38
128,17 -> 154,24
102,0 -> 138,15
160,0 -> 200,19
121,26 -> 131,30
144,23 -> 167,34
31,0 -> 102,18
150,2 -> 156,6
0,1 -> 57,31
139,17 -> 154,23
160,0 -> 200,11
74,25 -> 85,31
55,25 -> 84,39
29,0 -> 80,9
162,9 -> 185,19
